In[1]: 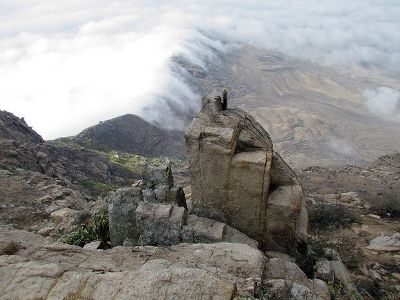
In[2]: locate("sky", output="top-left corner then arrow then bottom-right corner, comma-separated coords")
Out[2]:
0,0 -> 399,138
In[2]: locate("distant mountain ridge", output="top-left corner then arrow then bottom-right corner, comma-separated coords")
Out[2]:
0,110 -> 43,144
67,114 -> 186,159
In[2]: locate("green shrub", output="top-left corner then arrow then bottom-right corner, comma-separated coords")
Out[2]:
309,204 -> 356,232
63,208 -> 110,248
296,239 -> 335,278
327,281 -> 344,300
78,178 -> 117,197
100,150 -> 186,175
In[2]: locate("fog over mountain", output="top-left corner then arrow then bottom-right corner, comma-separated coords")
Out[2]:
0,0 -> 399,139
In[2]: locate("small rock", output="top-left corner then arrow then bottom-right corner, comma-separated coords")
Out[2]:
136,202 -> 186,246
37,226 -> 54,237
37,195 -> 53,204
392,273 -> 400,281
132,180 -> 143,188
83,241 -> 102,250
291,282 -> 312,299
311,279 -> 331,300
367,214 -> 381,219
368,269 -> 382,281
265,258 -> 308,284
50,208 -> 80,223
366,232 -> 400,252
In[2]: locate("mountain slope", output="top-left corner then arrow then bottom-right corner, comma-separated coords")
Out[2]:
0,110 -> 43,143
178,46 -> 400,169
0,110 -> 134,196
69,114 -> 186,159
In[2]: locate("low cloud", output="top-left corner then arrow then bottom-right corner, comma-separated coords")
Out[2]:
0,1 -> 399,138
363,87 -> 400,119
327,138 -> 356,157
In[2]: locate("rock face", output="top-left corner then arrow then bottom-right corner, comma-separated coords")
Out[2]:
108,162 -> 259,248
315,249 -> 363,300
264,258 -> 331,300
0,110 -> 43,143
108,187 -> 143,246
0,226 -> 334,299
0,110 -> 136,229
0,111 -> 134,194
0,226 -> 265,299
185,95 -> 308,252
107,163 -> 189,247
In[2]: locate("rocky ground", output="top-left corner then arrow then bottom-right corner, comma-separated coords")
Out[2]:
300,153 -> 400,299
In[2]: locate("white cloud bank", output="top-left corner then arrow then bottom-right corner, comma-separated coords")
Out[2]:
0,0 -> 399,138
364,87 -> 400,119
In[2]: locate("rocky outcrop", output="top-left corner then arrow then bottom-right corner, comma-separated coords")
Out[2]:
0,226 -> 265,299
315,249 -> 363,300
0,110 -> 134,193
108,162 -> 259,248
0,225 -> 336,299
0,110 -> 137,230
108,187 -> 143,246
107,163 -> 188,247
0,168 -> 89,230
0,110 -> 43,143
185,95 -> 308,252
264,258 -> 331,300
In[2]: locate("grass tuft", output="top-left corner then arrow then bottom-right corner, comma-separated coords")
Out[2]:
63,208 -> 110,248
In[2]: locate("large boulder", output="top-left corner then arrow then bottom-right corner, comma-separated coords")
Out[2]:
108,162 -> 188,246
185,95 -> 308,252
136,202 -> 186,246
315,251 -> 363,300
108,187 -> 143,246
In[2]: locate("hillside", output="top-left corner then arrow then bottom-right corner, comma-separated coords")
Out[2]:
65,114 -> 186,159
178,46 -> 400,169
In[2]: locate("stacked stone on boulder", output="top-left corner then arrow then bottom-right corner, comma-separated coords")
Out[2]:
184,95 -> 308,252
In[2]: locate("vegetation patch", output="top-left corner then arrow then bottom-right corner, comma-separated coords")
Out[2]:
296,239 -> 335,278
78,178 -> 119,197
326,281 -> 345,300
63,208 -> 110,248
100,150 -> 186,175
48,138 -> 87,150
370,187 -> 400,218
309,203 -> 357,232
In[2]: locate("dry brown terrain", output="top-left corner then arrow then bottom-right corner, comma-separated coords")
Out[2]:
182,46 -> 400,169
